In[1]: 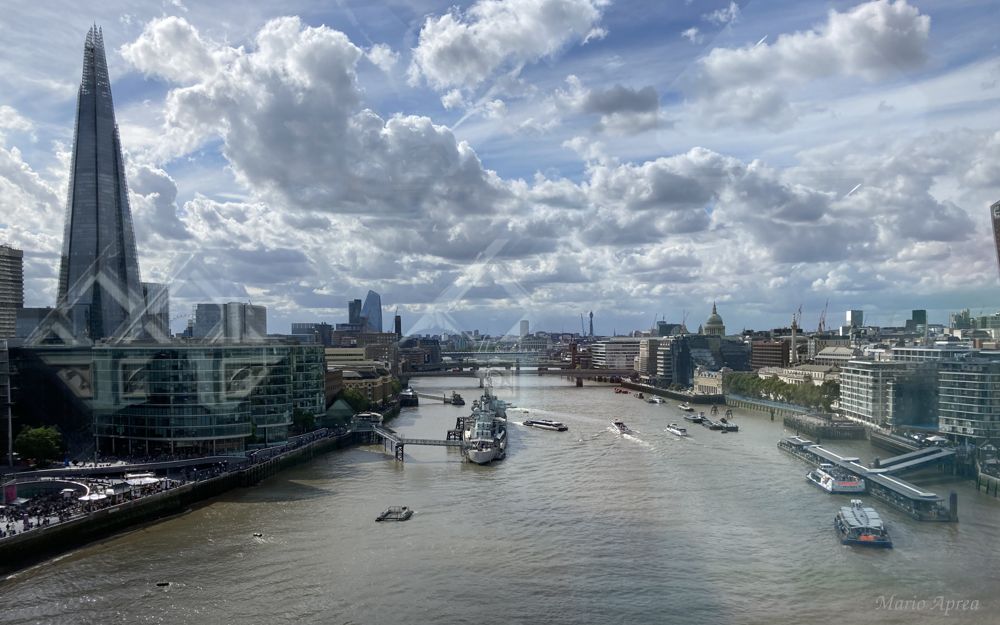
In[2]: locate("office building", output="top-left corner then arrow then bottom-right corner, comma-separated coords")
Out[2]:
192,302 -> 267,342
57,27 -> 144,341
0,245 -> 23,339
751,340 -> 789,369
348,299 -> 362,325
361,290 -> 382,333
846,310 -> 864,328
591,338 -> 641,369
141,282 -> 169,339
291,322 -> 333,347
520,319 -> 529,338
635,338 -> 660,375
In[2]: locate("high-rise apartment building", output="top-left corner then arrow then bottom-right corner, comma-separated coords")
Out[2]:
938,357 -> 1000,441
0,245 -> 23,339
57,27 -> 143,341
519,319 -> 529,338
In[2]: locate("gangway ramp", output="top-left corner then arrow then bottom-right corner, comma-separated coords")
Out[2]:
877,446 -> 955,474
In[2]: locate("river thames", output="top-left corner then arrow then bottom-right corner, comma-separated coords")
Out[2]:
2,375 -> 998,624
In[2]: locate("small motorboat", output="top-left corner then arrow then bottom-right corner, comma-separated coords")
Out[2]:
665,423 -> 688,437
612,419 -> 636,435
678,403 -> 694,412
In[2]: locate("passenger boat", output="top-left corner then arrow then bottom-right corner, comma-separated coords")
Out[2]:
445,391 -> 465,406
399,387 -> 419,407
678,403 -> 694,412
665,423 -> 688,437
807,463 -> 866,494
835,500 -> 892,548
523,419 -> 568,431
611,419 -> 636,435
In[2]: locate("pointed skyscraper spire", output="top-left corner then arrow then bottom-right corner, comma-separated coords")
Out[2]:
57,25 -> 143,341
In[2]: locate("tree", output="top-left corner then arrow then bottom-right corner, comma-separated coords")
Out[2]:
390,379 -> 402,396
341,387 -> 370,413
15,426 -> 63,465
291,408 -> 317,434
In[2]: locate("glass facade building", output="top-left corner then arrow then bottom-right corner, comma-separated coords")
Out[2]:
87,343 -> 325,456
361,290 -> 382,332
57,27 -> 143,341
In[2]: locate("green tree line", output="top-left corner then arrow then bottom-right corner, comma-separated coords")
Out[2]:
723,372 -> 839,411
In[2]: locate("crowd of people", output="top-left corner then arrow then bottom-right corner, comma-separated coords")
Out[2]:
2,425 -> 353,541
0,490 -> 86,539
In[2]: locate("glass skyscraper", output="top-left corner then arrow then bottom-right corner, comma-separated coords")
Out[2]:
57,26 -> 143,341
361,290 -> 382,333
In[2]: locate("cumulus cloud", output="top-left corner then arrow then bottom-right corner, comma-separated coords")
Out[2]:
127,164 -> 192,241
366,43 -> 399,72
407,0 -> 608,91
120,16 -> 222,83
686,0 -> 930,129
556,75 -> 663,135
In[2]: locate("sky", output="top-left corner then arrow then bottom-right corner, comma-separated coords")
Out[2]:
1,0 -> 999,337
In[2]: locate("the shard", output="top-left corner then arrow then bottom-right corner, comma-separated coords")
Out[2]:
57,26 -> 143,341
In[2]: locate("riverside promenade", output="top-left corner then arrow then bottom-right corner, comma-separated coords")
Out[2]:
0,426 -> 356,574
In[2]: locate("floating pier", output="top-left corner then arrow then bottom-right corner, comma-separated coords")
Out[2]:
778,437 -> 957,522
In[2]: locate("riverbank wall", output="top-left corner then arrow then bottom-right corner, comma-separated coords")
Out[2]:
619,381 -> 723,404
724,394 -> 808,419
0,432 -> 355,575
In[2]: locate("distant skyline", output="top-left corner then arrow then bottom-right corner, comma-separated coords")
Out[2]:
1,1 -> 998,335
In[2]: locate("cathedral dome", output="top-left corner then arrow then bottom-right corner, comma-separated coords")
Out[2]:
704,302 -> 726,336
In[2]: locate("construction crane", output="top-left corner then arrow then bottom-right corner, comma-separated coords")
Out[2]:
817,299 -> 829,333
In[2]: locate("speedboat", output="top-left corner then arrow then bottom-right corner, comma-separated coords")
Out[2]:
678,403 -> 694,412
835,500 -> 892,548
665,423 -> 688,437
611,419 -> 635,435
807,464 -> 866,494
523,419 -> 568,431
647,396 -> 665,404
683,413 -> 704,423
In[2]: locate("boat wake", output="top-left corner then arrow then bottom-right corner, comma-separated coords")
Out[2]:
607,426 -> 654,449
